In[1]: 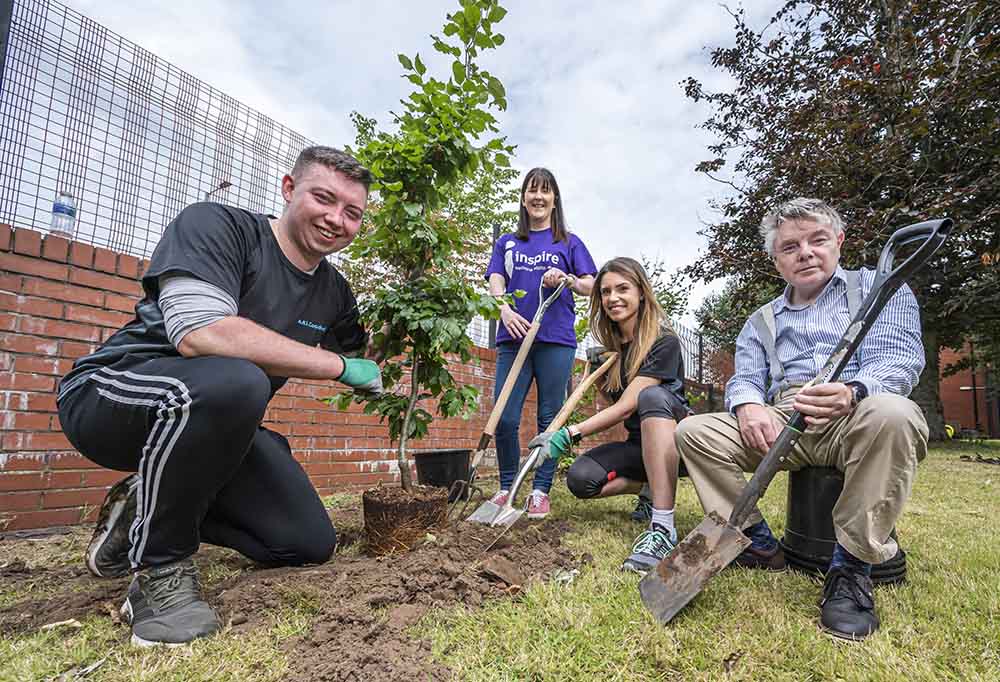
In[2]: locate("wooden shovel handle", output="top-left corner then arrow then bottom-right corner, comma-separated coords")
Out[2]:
484,279 -> 569,437
483,321 -> 541,436
546,351 -> 618,434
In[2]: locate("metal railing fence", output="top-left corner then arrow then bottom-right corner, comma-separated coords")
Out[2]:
0,0 -> 307,259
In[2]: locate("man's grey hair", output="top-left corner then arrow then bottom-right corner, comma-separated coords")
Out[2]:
291,146 -> 373,191
759,198 -> 844,256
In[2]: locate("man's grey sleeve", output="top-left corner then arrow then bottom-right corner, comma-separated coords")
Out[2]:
158,275 -> 238,348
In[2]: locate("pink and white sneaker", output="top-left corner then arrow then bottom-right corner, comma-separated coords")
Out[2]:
489,490 -> 509,506
526,490 -> 550,519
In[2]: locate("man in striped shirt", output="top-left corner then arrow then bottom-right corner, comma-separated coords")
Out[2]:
676,198 -> 928,641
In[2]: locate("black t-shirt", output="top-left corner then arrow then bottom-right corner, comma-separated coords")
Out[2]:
605,333 -> 689,437
60,202 -> 366,397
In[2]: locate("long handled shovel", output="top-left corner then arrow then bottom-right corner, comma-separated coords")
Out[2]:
467,350 -> 619,527
639,218 -> 953,624
447,279 -> 568,519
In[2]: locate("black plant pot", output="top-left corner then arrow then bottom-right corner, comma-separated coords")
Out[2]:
413,448 -> 472,502
779,467 -> 907,585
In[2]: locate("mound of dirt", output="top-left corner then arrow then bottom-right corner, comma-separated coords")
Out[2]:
0,505 -> 583,682
216,518 -> 579,682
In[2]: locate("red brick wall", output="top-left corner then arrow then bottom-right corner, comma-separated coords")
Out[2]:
939,344 -> 996,436
0,224 -> 625,531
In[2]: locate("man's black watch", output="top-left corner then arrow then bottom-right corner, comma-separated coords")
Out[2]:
846,381 -> 867,409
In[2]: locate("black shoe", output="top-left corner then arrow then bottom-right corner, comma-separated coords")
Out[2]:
820,567 -> 879,641
629,494 -> 653,523
732,543 -> 786,571
121,558 -> 220,647
86,474 -> 140,578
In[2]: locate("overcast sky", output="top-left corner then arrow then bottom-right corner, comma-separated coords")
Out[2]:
69,0 -> 782,321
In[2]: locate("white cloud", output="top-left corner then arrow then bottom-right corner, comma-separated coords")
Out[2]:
66,0 -> 783,321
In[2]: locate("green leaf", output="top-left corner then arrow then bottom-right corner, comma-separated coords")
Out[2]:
452,60 -> 466,84
463,3 -> 481,30
383,180 -> 403,192
492,33 -> 505,46
488,6 -> 507,22
415,53 -> 426,75
397,54 -> 413,71
403,202 -> 423,217
487,76 -> 505,101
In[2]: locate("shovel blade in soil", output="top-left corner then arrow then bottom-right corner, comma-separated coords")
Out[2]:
489,506 -> 523,529
466,500 -> 503,525
638,511 -> 751,624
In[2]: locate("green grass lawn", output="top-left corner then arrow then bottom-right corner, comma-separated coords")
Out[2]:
423,441 -> 1000,681
1,442 -> 998,681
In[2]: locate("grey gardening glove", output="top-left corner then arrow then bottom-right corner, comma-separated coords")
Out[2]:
337,356 -> 383,394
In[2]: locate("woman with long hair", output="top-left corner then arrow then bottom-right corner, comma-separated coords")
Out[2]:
484,167 -> 597,518
529,257 -> 691,573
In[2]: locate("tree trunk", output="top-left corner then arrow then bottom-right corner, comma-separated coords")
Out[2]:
911,328 -> 947,441
396,358 -> 420,491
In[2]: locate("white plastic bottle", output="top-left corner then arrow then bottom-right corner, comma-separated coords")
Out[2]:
49,191 -> 76,239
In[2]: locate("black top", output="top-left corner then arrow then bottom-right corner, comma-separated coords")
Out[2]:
59,203 -> 366,397
605,333 -> 689,437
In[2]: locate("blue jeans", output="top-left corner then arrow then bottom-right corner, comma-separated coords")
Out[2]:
494,342 -> 576,494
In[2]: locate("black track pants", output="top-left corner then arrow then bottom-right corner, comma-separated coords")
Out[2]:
58,354 -> 336,568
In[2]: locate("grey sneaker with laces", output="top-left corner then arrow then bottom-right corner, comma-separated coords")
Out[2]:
86,473 -> 140,578
621,525 -> 677,575
121,558 -> 220,647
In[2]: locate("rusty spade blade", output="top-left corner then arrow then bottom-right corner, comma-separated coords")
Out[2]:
638,511 -> 750,623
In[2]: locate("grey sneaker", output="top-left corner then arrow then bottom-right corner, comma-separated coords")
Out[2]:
621,526 -> 677,575
630,494 -> 653,523
120,558 -> 220,647
86,474 -> 140,578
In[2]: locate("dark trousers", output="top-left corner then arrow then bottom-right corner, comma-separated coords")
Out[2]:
58,354 -> 336,568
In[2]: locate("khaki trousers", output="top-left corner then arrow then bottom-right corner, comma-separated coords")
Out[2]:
675,388 -> 928,564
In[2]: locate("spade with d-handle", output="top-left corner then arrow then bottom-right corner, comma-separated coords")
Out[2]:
447,278 -> 568,520
466,350 -> 619,527
639,218 -> 953,624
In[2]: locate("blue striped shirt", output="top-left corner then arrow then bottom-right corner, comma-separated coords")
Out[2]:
725,266 -> 925,412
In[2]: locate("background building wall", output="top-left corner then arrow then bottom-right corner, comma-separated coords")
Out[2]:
939,344 -> 998,437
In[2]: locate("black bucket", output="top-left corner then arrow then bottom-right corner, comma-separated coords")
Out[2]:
413,448 -> 472,502
779,467 -> 907,585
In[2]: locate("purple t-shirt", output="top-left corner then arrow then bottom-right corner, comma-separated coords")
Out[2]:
485,228 -> 597,347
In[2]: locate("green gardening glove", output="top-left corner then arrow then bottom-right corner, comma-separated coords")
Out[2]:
337,356 -> 383,394
527,427 -> 575,461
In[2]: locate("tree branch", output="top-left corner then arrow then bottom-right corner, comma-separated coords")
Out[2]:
950,9 -> 980,82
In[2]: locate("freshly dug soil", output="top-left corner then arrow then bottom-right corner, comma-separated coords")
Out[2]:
363,484 -> 449,555
0,499 -> 582,682
218,517 -> 578,681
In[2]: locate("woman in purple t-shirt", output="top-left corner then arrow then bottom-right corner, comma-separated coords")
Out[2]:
484,167 -> 598,518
